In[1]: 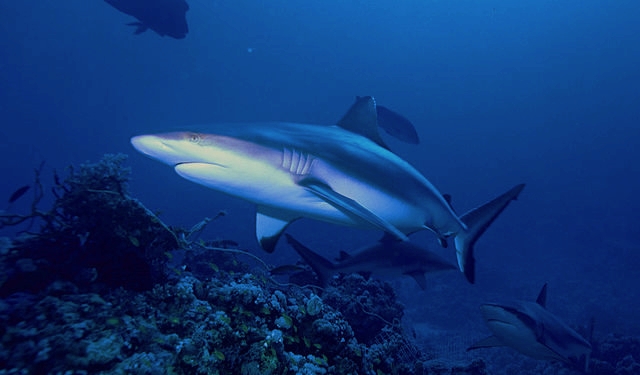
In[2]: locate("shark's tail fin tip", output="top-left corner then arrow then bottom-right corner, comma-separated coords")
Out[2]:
454,183 -> 525,283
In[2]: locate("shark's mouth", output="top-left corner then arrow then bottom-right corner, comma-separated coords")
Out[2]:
175,161 -> 227,169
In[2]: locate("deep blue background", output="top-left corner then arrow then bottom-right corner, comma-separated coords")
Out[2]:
1,0 -> 639,352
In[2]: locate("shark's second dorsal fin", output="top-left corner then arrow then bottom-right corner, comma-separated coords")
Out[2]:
337,96 -> 389,150
536,283 -> 548,307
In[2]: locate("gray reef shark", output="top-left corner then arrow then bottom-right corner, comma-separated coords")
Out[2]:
131,96 -> 524,283
468,284 -> 592,372
284,233 -> 456,289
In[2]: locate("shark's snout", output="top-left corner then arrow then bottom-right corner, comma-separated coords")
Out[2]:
131,134 -> 184,165
131,135 -> 160,155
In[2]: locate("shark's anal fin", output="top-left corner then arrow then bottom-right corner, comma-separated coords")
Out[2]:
299,178 -> 409,241
256,207 -> 298,253
467,335 -> 504,351
404,271 -> 428,290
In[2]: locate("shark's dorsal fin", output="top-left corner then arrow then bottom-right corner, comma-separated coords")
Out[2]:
467,335 -> 504,351
337,96 -> 389,150
299,177 -> 408,241
536,283 -> 548,308
256,206 -> 298,253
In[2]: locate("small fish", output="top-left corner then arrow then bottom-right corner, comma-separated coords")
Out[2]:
8,185 -> 30,203
376,104 -> 420,144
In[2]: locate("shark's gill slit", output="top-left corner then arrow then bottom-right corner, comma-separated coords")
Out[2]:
296,153 -> 307,175
281,148 -> 292,170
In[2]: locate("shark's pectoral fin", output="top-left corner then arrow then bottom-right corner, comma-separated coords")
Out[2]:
467,335 -> 504,351
256,207 -> 298,253
126,21 -> 148,35
405,271 -> 428,290
299,178 -> 408,241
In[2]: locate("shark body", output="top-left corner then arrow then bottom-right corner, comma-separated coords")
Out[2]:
131,96 -> 524,282
285,233 -> 456,289
468,284 -> 592,372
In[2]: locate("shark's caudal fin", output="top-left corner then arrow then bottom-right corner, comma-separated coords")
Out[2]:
284,234 -> 336,287
454,183 -> 525,283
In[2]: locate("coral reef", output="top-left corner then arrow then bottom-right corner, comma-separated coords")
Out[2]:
322,273 -> 405,345
0,154 -> 178,295
3,155 -> 635,375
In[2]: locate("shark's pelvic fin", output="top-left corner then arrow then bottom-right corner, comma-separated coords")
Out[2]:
337,96 -> 389,150
454,183 -> 526,283
299,178 -> 409,241
256,206 -> 298,253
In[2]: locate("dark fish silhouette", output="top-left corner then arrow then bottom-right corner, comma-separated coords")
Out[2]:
285,233 -> 456,290
8,185 -> 30,204
105,0 -> 189,39
376,105 -> 420,144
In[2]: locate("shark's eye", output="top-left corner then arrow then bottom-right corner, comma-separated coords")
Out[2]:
188,134 -> 201,143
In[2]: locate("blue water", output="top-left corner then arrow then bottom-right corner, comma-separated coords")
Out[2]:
1,0 -> 639,352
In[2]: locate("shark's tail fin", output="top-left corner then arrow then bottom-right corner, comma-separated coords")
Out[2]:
284,234 -> 336,287
453,184 -> 525,283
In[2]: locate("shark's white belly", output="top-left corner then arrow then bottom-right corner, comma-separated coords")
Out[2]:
175,157 -> 427,232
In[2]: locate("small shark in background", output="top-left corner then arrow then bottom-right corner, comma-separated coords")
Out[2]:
131,96 -> 524,283
104,0 -> 189,39
468,283 -> 592,372
284,233 -> 456,289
